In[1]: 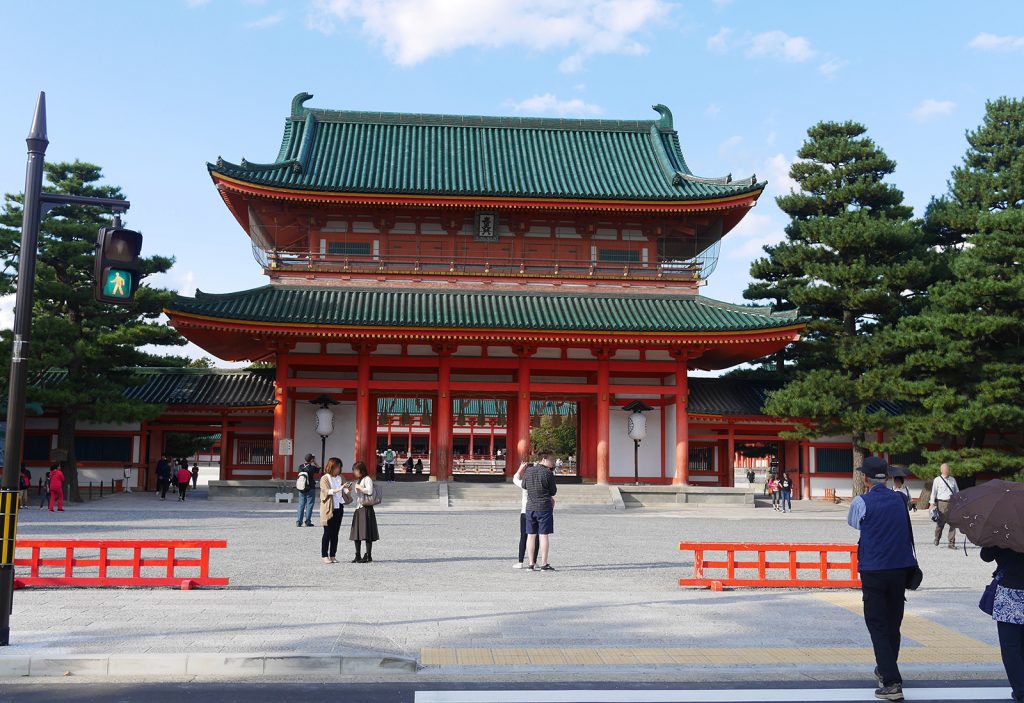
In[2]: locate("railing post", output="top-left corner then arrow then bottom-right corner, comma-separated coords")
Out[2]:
98,546 -> 108,580
64,546 -> 73,578
166,547 -> 175,579
757,548 -> 767,582
31,547 -> 40,578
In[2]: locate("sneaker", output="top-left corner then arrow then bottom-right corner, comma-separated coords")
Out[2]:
874,683 -> 903,701
540,564 -> 555,571
873,667 -> 884,688
513,562 -> 525,569
296,522 -> 302,527
304,522 -> 314,527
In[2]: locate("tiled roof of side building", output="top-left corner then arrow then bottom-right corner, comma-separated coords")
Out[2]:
208,93 -> 765,202
34,368 -> 276,407
166,285 -> 801,333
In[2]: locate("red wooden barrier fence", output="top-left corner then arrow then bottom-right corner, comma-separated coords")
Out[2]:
13,540 -> 228,589
679,542 -> 860,590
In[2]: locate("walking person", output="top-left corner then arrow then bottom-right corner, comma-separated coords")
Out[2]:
190,462 -> 199,489
847,456 -> 918,701
778,472 -> 793,513
892,477 -> 914,511
382,447 -> 397,482
38,469 -> 50,510
19,466 -> 31,508
928,463 -> 959,548
295,453 -> 318,527
349,461 -> 380,563
176,464 -> 192,501
981,545 -> 1024,702
319,457 -> 348,564
522,448 -> 558,571
48,463 -> 66,512
512,461 -> 539,569
155,455 -> 172,501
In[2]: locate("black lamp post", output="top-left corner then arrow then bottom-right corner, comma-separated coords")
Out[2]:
623,401 -> 653,485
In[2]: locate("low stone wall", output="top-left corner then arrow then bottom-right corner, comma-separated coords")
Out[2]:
617,485 -> 755,506
208,480 -> 304,501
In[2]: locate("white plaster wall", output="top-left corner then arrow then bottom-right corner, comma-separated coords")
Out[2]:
292,400 -> 357,469
808,477 -> 927,500
609,408 -> 662,478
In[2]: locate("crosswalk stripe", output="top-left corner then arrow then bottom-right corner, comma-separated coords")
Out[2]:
414,687 -> 1011,703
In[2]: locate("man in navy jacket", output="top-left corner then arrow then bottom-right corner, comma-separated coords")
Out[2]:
847,456 -> 918,702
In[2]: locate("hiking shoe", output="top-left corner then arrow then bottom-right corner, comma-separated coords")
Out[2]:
874,683 -> 903,701
540,564 -> 555,571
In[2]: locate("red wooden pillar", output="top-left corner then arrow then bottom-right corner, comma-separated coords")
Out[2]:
219,414 -> 229,481
488,422 -> 495,459
354,345 -> 371,467
596,351 -> 610,485
406,424 -> 413,455
272,359 -> 288,480
468,420 -> 475,459
432,348 -> 453,481
726,424 -> 735,488
801,442 -> 812,499
506,396 -> 518,474
673,354 -> 689,486
515,351 -> 531,465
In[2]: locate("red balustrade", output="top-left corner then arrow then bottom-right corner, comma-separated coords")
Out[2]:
679,542 -> 860,590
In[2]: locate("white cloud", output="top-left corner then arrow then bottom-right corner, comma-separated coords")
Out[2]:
968,32 -> 1024,52
705,103 -> 721,119
509,93 -> 603,116
764,153 -> 797,197
245,11 -> 285,29
910,99 -> 955,122
706,27 -> 732,53
718,135 -> 743,155
818,57 -> 848,77
178,271 -> 198,298
745,30 -> 815,62
725,212 -> 786,259
307,0 -> 670,71
0,294 -> 13,330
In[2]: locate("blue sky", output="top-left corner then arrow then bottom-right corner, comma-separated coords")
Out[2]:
1,1 -> 1022,363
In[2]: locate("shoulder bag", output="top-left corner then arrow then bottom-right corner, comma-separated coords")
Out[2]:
903,503 -> 924,591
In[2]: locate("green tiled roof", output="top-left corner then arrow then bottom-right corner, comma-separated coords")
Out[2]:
35,368 -> 276,407
168,285 -> 799,333
209,93 -> 764,202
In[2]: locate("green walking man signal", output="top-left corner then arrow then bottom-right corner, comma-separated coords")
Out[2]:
94,227 -> 143,303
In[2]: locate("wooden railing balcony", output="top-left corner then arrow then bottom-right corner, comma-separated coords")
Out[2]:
260,251 -> 710,282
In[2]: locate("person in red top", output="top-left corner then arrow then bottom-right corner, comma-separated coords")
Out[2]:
48,463 -> 65,512
175,465 -> 192,501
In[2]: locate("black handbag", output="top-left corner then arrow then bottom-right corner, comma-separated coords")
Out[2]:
979,569 -> 1002,615
904,506 -> 923,591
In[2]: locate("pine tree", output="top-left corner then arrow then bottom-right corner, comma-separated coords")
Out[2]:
883,98 -> 1024,483
0,161 -> 187,500
744,122 -> 934,494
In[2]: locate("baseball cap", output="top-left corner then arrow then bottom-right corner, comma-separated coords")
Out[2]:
856,456 -> 889,480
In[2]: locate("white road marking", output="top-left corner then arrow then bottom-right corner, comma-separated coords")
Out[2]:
415,687 -> 1010,703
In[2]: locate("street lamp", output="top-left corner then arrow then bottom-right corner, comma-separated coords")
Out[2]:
623,401 -> 653,485
310,394 -> 338,469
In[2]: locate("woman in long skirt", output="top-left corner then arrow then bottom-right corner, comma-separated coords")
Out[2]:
349,461 -> 380,563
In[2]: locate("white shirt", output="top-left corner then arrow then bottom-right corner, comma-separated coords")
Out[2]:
328,475 -> 345,509
354,476 -> 373,509
512,472 -> 527,514
931,475 -> 959,502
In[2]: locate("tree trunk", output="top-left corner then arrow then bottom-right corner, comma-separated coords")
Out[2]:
851,433 -> 868,497
57,408 -> 83,502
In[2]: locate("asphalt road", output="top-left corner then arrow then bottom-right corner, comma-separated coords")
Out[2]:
0,681 -> 1014,703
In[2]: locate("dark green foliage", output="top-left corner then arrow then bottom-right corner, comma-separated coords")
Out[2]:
882,98 -> 1024,481
743,122 -> 935,493
529,415 -> 577,460
0,161 -> 187,499
163,432 -> 219,459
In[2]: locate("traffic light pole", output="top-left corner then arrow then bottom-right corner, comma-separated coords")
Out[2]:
0,92 -> 129,647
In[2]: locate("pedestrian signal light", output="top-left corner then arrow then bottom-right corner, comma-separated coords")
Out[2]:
94,227 -> 142,304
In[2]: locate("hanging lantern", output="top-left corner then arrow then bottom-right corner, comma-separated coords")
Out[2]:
399,410 -> 412,426
377,410 -> 389,426
456,400 -> 466,426
566,405 -> 576,426
421,409 -> 432,426
476,406 -> 487,426
550,403 -> 563,428
531,414 -> 541,429
315,406 -> 336,437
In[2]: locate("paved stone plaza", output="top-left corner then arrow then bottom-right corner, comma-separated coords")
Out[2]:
0,488 -> 1005,681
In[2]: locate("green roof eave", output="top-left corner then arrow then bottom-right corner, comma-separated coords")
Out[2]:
166,285 -> 802,335
208,94 -> 766,203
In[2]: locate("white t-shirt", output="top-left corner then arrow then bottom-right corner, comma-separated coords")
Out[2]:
931,475 -> 959,502
512,473 -> 527,513
328,475 -> 346,509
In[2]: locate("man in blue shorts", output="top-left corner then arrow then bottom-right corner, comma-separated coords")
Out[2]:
522,448 -> 558,571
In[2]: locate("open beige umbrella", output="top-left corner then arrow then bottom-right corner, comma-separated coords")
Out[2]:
946,479 -> 1024,552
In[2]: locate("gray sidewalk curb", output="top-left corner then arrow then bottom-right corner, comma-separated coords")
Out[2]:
0,653 -> 418,677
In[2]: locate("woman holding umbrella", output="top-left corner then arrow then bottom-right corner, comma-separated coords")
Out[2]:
948,480 -> 1024,702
